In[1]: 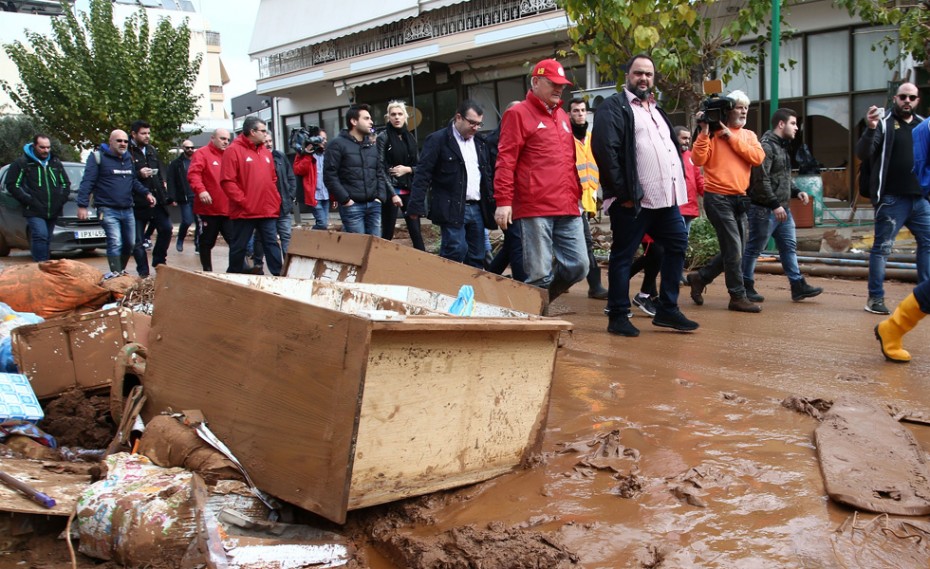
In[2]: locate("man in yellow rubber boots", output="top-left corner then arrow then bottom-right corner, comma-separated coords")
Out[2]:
876,280 -> 930,363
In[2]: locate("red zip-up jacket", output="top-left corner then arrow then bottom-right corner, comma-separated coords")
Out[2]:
679,149 -> 705,218
188,143 -> 228,217
494,90 -> 582,220
220,134 -> 281,219
292,153 -> 318,207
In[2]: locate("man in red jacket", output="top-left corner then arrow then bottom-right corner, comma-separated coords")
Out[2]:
493,59 -> 589,304
220,117 -> 283,275
188,128 -> 232,271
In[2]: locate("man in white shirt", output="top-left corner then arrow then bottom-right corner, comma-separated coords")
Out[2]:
409,100 -> 495,268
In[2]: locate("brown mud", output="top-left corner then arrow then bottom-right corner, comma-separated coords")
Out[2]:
3,244 -> 930,568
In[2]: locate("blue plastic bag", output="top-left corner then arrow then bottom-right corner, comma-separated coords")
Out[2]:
448,285 -> 475,316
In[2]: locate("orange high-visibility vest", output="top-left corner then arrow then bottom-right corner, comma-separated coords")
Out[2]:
574,132 -> 599,214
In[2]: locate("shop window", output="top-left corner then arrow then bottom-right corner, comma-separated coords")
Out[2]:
807,31 -> 849,96
807,97 -> 850,169
764,37 -> 803,100
853,27 -> 899,91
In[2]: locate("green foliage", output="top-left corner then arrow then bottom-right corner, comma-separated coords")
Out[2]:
559,0 -> 785,117
0,115 -> 79,166
836,0 -> 929,71
686,216 -> 720,269
0,0 -> 202,156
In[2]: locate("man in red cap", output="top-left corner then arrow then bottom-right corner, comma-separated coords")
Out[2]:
493,59 -> 588,305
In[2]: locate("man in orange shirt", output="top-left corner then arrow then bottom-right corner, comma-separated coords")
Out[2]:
686,90 -> 765,312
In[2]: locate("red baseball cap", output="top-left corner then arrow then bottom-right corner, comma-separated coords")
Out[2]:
531,59 -> 572,86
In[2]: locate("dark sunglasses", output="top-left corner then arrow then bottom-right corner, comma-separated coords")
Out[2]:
898,94 -> 919,102
114,138 -> 129,143
182,146 -> 195,150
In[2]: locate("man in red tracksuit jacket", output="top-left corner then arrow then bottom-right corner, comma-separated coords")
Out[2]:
189,128 -> 232,272
220,117 -> 283,275
493,59 -> 589,304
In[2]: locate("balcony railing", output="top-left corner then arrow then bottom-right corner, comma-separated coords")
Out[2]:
258,0 -> 559,79
205,31 -> 221,47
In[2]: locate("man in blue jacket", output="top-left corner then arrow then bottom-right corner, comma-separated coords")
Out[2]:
6,134 -> 71,262
77,130 -> 155,278
409,100 -> 495,268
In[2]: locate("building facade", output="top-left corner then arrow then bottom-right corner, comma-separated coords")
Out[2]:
251,0 -> 922,201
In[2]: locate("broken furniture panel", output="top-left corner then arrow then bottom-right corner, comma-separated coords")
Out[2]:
285,229 -> 547,315
142,267 -> 569,523
11,308 -> 151,399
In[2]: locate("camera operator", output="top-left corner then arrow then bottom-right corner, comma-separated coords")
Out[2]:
685,89 -> 766,313
292,127 -> 329,230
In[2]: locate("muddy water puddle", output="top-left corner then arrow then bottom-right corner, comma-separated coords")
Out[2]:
360,274 -> 930,568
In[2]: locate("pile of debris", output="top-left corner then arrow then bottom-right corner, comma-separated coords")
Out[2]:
0,231 -> 574,568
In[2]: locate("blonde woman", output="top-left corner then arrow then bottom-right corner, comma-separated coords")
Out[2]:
377,101 -> 424,250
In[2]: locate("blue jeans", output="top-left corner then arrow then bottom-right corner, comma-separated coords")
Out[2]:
25,217 -> 55,262
519,215 -> 589,298
339,201 -> 381,236
177,201 -> 199,248
229,218 -> 283,275
98,206 -> 135,273
698,192 -> 750,298
277,214 -> 292,256
869,195 -> 930,298
742,204 -> 802,284
607,205 -> 688,315
439,203 -> 485,268
914,279 -> 930,313
312,200 -> 330,230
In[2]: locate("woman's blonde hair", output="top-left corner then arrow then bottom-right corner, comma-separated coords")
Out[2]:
385,100 -> 409,122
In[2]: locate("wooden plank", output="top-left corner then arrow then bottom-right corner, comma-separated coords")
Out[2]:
815,397 -> 930,515
285,229 -> 547,315
347,329 -> 558,509
141,267 -> 371,524
0,458 -> 92,516
372,317 -> 572,332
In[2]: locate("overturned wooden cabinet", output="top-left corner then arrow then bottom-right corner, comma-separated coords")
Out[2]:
285,229 -> 547,315
142,267 -> 570,523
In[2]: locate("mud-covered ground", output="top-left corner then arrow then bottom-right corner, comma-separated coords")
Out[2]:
3,232 -> 930,568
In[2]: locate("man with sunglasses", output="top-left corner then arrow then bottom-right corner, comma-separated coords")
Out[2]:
494,59 -> 589,307
409,100 -> 495,268
77,130 -> 155,278
167,140 -> 199,253
858,82 -> 929,315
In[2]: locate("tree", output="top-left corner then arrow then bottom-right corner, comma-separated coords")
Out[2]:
836,0 -> 929,72
0,115 -> 79,166
1,0 -> 202,156
559,0 -> 785,118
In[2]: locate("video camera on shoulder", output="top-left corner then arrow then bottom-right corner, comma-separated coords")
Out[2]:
697,80 -> 734,135
289,125 -> 324,155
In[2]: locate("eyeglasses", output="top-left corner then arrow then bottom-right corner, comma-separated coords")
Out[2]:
114,139 -> 129,143
898,94 -> 919,102
182,146 -> 194,150
462,116 -> 484,128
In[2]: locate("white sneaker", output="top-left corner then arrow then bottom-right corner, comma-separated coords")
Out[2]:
103,271 -> 120,280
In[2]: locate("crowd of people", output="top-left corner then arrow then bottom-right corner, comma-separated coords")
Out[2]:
6,54 -> 929,361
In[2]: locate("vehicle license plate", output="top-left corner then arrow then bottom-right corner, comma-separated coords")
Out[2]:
75,229 -> 106,239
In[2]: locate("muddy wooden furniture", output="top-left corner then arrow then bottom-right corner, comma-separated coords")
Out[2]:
11,308 -> 150,399
285,229 -> 547,315
142,267 -> 570,524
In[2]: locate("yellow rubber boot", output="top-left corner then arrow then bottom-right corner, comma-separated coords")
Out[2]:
875,294 -> 927,363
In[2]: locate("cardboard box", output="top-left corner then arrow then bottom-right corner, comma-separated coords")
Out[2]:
142,267 -> 570,524
11,308 -> 150,399
285,229 -> 548,315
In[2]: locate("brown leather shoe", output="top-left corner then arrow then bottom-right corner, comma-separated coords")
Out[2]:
728,296 -> 762,313
686,271 -> 705,306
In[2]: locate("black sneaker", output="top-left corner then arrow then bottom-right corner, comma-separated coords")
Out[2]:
790,278 -> 823,301
632,294 -> 657,317
865,296 -> 890,315
608,315 -> 640,337
653,309 -> 699,332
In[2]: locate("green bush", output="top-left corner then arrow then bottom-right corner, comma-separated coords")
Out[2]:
687,217 -> 719,269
